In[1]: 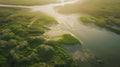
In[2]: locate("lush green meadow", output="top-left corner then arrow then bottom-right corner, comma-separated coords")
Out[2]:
58,0 -> 120,34
0,7 -> 80,67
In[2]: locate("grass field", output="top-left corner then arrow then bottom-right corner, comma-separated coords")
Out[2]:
0,0 -> 58,5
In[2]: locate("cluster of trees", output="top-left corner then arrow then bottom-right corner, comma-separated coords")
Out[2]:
0,8 -> 76,67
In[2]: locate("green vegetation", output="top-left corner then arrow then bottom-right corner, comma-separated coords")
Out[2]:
80,16 -> 120,34
0,0 -> 58,5
0,7 -> 76,67
57,34 -> 81,45
58,0 -> 120,34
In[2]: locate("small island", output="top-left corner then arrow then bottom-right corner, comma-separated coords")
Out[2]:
57,34 -> 81,45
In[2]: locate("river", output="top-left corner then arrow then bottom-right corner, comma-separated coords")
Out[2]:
0,0 -> 120,67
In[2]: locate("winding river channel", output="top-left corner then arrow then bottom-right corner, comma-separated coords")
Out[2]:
0,0 -> 120,67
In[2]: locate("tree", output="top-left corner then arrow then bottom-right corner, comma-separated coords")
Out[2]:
0,55 -> 7,67
36,44 -> 55,62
